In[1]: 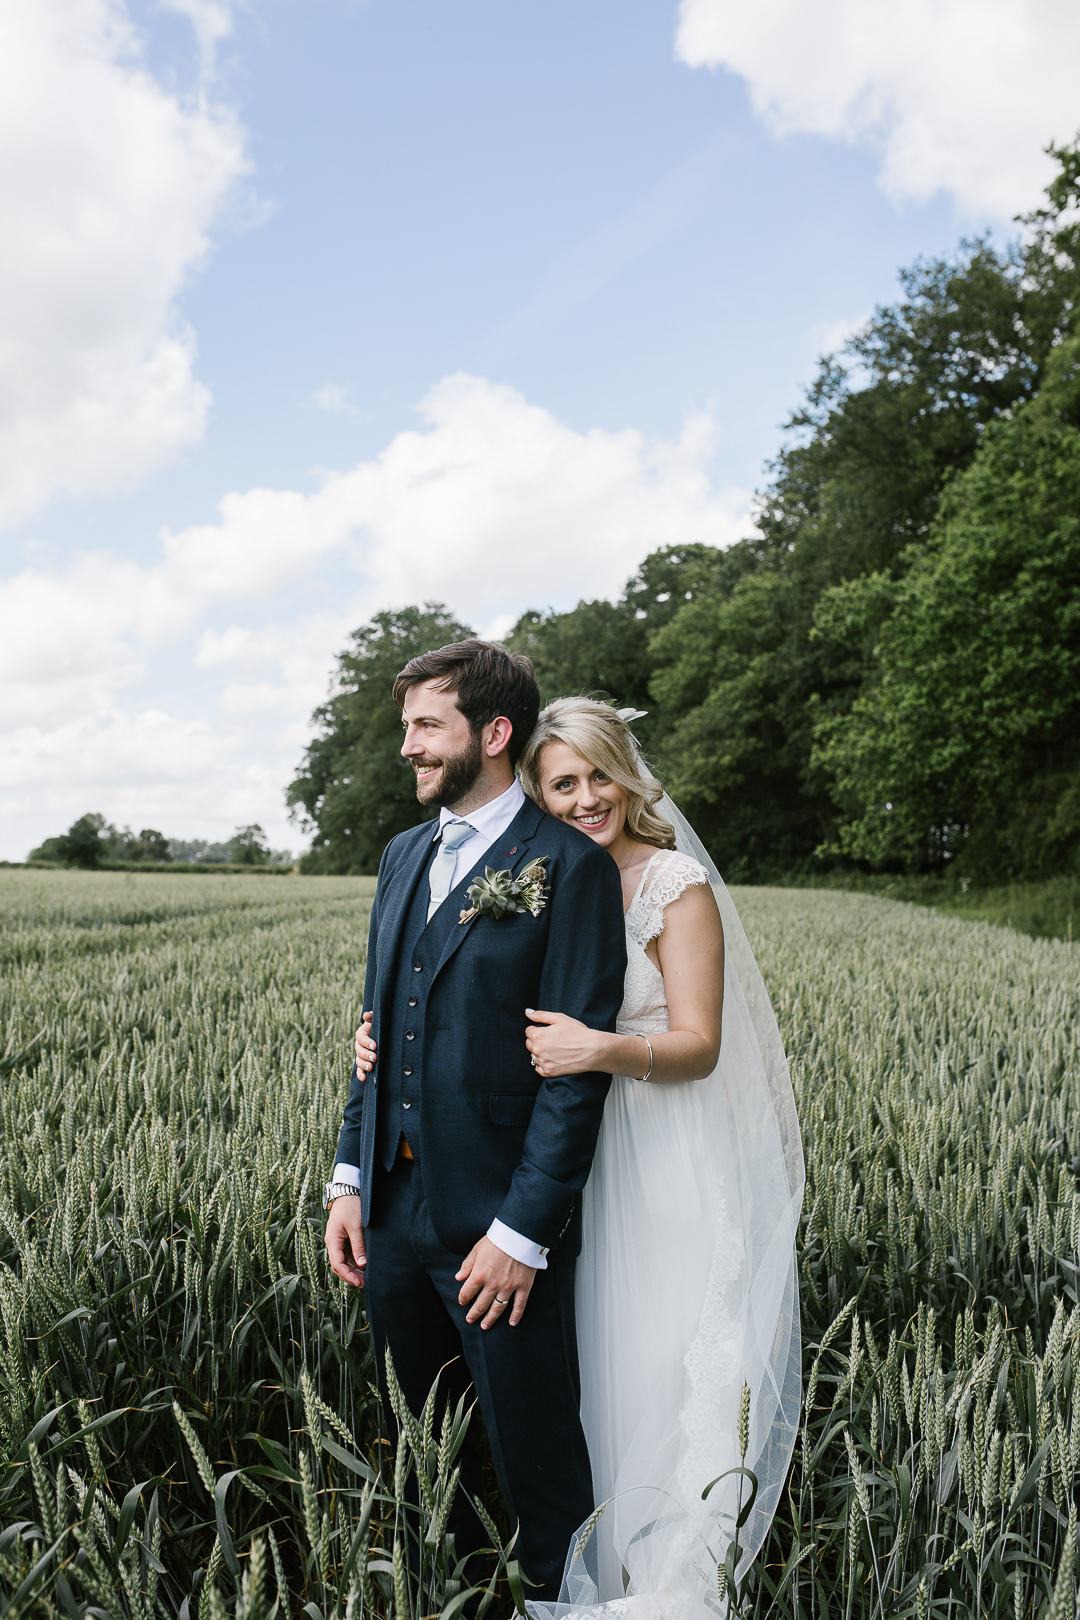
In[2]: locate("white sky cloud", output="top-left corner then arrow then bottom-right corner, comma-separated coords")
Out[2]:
675,0 -> 1080,218
310,384 -> 358,416
0,374 -> 752,857
0,0 -> 248,528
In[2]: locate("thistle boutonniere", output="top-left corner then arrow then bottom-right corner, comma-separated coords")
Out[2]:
459,856 -> 550,924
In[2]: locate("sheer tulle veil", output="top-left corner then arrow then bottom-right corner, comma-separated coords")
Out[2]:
529,782 -> 805,1620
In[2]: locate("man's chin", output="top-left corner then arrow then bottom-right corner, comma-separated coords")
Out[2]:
413,767 -> 444,804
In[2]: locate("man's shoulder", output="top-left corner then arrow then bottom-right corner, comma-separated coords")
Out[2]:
382,819 -> 436,870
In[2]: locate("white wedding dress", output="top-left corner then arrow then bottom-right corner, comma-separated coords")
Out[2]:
532,802 -> 804,1620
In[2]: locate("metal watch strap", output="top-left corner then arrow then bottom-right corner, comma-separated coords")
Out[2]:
323,1181 -> 363,1210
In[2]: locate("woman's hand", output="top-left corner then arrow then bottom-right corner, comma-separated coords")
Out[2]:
525,1009 -> 604,1078
354,1012 -> 377,1078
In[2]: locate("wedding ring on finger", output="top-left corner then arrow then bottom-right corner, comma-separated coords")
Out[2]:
494,1295 -> 510,1307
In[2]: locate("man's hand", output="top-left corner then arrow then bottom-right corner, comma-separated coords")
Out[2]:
325,1197 -> 367,1287
457,1236 -> 535,1328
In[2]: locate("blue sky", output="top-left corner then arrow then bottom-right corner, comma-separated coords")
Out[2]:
2,0 -> 1078,860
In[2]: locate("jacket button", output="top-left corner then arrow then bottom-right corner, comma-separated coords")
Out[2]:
405,1030 -> 415,1040
408,997 -> 417,1007
413,963 -> 422,973
403,1066 -> 413,1076
402,1100 -> 412,1109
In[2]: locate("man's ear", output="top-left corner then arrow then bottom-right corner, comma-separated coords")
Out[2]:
485,716 -> 513,758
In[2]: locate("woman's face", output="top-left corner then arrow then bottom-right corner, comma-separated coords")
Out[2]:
537,740 -> 629,848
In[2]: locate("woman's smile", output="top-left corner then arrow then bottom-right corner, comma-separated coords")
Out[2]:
573,807 -> 613,834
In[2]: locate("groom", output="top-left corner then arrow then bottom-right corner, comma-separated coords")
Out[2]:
323,639 -> 626,1599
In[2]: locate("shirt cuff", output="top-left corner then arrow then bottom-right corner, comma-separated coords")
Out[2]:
332,1162 -> 362,1189
487,1218 -> 549,1271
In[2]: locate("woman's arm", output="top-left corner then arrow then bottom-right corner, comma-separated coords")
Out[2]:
525,882 -> 724,1085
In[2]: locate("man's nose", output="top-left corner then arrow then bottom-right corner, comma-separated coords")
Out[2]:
401,729 -> 423,757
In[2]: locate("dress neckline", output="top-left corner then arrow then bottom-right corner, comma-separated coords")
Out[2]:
623,849 -> 663,916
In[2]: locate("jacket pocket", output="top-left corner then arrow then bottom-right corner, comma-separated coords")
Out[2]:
488,1092 -> 534,1127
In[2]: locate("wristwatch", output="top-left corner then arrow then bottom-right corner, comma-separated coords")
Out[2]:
323,1182 -> 363,1211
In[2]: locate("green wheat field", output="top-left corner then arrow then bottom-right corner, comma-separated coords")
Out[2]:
1,870 -> 1079,1620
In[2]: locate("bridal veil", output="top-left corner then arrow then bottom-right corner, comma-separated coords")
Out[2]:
531,792 -> 804,1620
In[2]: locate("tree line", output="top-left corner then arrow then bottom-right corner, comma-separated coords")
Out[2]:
290,144 -> 1080,883
28,815 -> 291,869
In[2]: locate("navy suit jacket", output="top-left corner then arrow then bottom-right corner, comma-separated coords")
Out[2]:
334,796 -> 627,1258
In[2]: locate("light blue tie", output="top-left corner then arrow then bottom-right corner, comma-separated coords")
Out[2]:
427,820 -> 475,920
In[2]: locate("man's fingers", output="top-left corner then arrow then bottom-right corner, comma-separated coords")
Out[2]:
508,1287 -> 529,1327
325,1211 -> 367,1287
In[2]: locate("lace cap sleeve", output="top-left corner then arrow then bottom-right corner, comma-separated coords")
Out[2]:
632,849 -> 712,948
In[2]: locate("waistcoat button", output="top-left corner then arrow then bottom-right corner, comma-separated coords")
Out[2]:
405,1031 -> 415,1040
403,1066 -> 413,1076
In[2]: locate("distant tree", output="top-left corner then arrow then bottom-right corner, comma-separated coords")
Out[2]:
288,603 -> 474,874
228,825 -> 272,866
127,829 -> 172,863
45,813 -> 111,869
27,835 -> 66,864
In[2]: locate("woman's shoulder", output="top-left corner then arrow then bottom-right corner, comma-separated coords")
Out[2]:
626,848 -> 712,948
640,847 -> 712,909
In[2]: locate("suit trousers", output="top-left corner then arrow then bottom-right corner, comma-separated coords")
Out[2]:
363,1158 -> 594,1601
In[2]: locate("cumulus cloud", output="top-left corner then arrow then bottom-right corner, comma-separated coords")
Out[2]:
0,0 -> 248,527
675,0 -> 1080,217
0,375 -> 753,856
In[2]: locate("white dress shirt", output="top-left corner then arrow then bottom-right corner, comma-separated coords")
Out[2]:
333,775 -> 550,1269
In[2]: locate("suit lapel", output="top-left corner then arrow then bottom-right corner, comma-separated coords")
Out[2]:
373,824 -> 438,1025
429,798 -> 545,982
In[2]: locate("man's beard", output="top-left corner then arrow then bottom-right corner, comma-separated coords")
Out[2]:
414,731 -> 484,809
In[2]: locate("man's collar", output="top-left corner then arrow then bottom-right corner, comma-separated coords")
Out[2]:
435,776 -> 525,838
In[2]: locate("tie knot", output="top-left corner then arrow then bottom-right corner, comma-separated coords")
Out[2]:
440,820 -> 474,851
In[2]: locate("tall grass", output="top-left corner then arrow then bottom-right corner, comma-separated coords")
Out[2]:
776,872 -> 1080,944
0,873 -> 1077,1617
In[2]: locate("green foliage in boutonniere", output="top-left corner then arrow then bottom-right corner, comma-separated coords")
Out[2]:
459,856 -> 550,925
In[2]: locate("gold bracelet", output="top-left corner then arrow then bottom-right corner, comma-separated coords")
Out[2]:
639,1035 -> 654,1083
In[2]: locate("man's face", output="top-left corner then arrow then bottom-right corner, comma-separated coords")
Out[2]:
400,679 -> 484,809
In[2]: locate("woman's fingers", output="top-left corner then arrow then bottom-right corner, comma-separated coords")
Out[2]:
354,1014 -> 377,1076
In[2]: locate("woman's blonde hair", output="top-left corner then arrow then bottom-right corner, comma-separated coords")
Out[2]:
518,697 -> 676,850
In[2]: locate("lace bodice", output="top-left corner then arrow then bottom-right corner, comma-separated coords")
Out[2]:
617,849 -> 711,1040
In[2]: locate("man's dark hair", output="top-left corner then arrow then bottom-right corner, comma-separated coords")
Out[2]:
393,639 -> 540,766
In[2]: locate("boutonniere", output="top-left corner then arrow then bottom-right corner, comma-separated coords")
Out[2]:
459,856 -> 550,924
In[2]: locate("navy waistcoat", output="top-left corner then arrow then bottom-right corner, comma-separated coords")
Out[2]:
376,835 -> 471,1170
377,837 -> 435,1168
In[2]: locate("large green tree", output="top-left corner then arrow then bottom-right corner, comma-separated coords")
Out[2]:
288,604 -> 474,874
505,544 -> 736,759
811,334 -> 1080,878
646,144 -> 1080,877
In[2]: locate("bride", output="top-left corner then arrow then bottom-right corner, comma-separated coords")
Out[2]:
515,699 -> 804,1618
354,697 -> 803,1616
